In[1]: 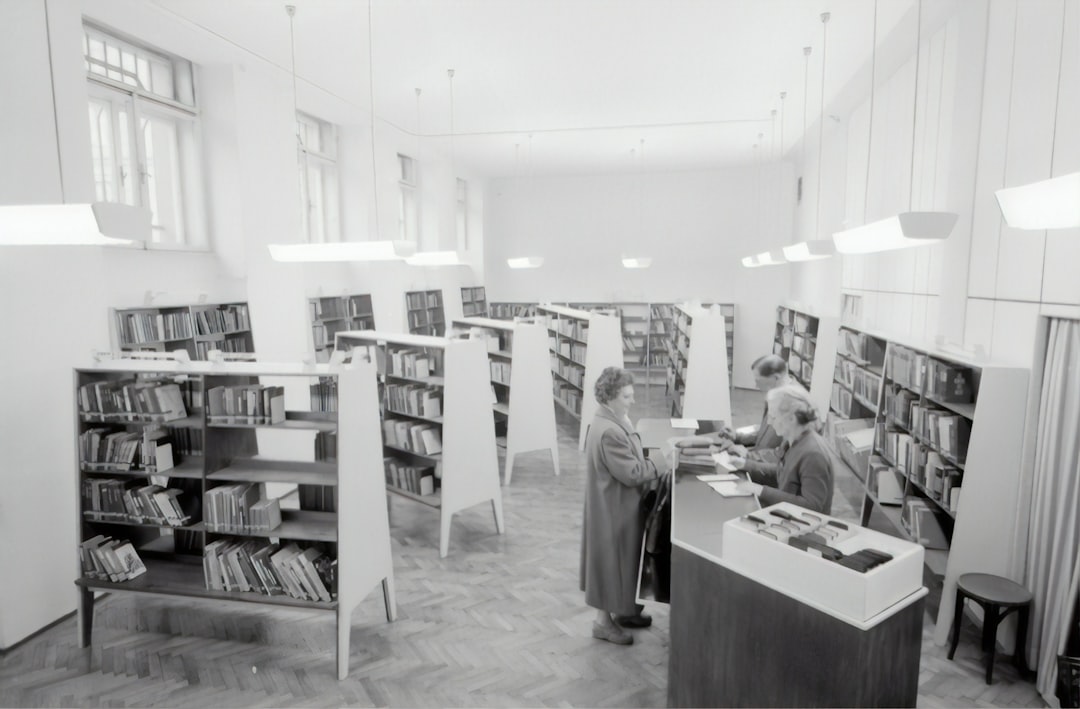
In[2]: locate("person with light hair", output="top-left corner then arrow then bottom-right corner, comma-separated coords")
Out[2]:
733,383 -> 834,514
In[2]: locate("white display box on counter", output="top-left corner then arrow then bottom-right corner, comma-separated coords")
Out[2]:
721,501 -> 924,624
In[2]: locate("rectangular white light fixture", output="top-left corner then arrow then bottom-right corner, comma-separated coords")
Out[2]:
621,256 -> 653,269
267,240 -> 416,262
756,250 -> 787,265
0,203 -> 150,246
995,171 -> 1080,230
405,250 -> 466,266
783,239 -> 835,262
741,255 -> 761,268
507,256 -> 544,269
832,211 -> 958,254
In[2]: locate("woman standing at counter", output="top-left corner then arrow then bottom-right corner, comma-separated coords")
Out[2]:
580,367 -> 665,646
733,384 -> 834,514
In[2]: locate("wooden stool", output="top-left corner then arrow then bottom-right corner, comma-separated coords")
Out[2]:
947,572 -> 1033,684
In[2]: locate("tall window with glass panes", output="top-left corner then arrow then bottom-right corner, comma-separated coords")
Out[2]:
83,23 -> 205,248
398,153 -> 419,245
296,112 -> 340,243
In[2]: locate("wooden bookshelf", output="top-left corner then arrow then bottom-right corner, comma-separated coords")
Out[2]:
489,302 -> 538,320
536,304 -> 624,450
831,326 -> 888,421
308,294 -> 375,363
404,290 -> 445,337
335,331 -> 504,557
667,303 -> 732,424
112,302 -> 254,361
847,339 -> 1028,645
773,305 -> 839,418
449,317 -> 559,485
75,358 -> 396,680
460,287 -> 488,317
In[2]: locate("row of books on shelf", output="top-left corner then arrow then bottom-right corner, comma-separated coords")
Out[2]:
553,382 -> 582,415
867,454 -> 962,513
552,357 -> 585,388
193,305 -> 250,336
384,458 -> 437,496
899,498 -> 950,549
80,428 -> 174,470
203,540 -> 335,601
788,353 -> 812,384
461,286 -> 486,302
406,291 -> 442,310
462,302 -> 487,316
310,379 -> 338,413
407,310 -> 444,328
557,340 -> 587,364
839,328 -> 885,366
80,535 -> 147,582
382,417 -> 443,455
875,431 -> 964,510
851,367 -> 882,404
547,317 -> 589,341
312,320 -> 356,348
385,383 -> 442,419
81,479 -> 190,526
79,379 -> 191,420
831,383 -> 869,419
205,484 -> 283,534
490,303 -> 537,319
206,385 -> 285,425
387,348 -> 442,380
195,336 -> 249,361
911,405 -> 972,461
641,350 -> 670,366
117,311 -> 193,345
490,360 -> 511,385
311,297 -> 372,321
315,430 -> 336,462
792,333 -> 816,360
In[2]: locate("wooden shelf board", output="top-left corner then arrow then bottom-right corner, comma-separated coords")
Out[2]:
75,558 -> 337,610
386,485 -> 441,508
81,458 -> 205,479
383,443 -> 442,461
923,395 -> 976,419
207,510 -> 337,542
207,460 -> 336,486
207,418 -> 336,432
492,402 -> 510,416
385,372 -> 446,386
79,413 -> 202,428
551,370 -> 584,390
552,397 -> 581,418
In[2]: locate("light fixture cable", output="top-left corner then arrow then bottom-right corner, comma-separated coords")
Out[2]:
779,91 -> 786,156
366,0 -> 381,238
815,12 -> 830,240
907,0 -> 922,212
863,0 -> 878,225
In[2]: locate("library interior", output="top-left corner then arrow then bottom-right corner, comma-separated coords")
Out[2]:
1,0 -> 1079,707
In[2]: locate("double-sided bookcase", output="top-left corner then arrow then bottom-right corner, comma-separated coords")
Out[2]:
849,338 -> 1028,645
334,331 -> 504,557
449,317 -> 559,485
308,294 -> 374,363
460,286 -> 488,317
112,302 -> 254,360
75,356 -> 396,680
536,304 -> 624,449
773,305 -> 839,418
404,289 -> 445,336
831,326 -> 887,423
667,304 -> 732,425
489,302 -> 538,320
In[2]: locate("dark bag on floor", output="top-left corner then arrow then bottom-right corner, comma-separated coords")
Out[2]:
637,473 -> 672,604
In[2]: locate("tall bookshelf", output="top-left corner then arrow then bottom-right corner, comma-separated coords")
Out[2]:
112,302 -> 254,361
449,317 -> 559,485
460,287 -> 488,317
773,305 -> 839,418
74,357 -> 396,680
536,304 -> 624,450
647,304 -> 675,382
708,303 -> 737,388
850,339 -> 1028,646
404,289 -> 445,336
308,294 -> 374,363
668,303 -> 732,425
489,302 -> 538,320
831,326 -> 888,422
335,331 -> 504,558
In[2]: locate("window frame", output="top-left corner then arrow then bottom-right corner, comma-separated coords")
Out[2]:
296,112 -> 341,244
397,153 -> 419,246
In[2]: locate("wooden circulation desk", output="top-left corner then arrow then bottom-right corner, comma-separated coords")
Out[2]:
666,469 -> 926,708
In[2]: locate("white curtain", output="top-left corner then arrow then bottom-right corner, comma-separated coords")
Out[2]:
1024,317 -> 1080,705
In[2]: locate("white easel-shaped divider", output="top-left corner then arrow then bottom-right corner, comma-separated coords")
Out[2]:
331,360 -> 397,679
441,337 -> 505,557
504,321 -> 560,484
679,306 -> 732,426
807,314 -> 840,421
578,312 -> 626,450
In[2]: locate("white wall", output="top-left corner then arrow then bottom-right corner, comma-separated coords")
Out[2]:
484,165 -> 795,388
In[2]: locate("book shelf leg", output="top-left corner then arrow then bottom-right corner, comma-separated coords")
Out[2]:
77,588 -> 94,648
504,450 -> 516,486
548,445 -> 560,476
439,510 -> 453,559
491,496 -> 505,535
860,496 -> 873,527
382,576 -> 397,621
336,604 -> 351,680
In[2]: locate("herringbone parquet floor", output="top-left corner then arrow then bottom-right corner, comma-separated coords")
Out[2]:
0,386 -> 1047,708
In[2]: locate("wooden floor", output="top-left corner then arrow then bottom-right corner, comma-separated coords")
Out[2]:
0,385 -> 1045,708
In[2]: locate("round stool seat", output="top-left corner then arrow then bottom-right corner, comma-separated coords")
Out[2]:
958,573 -> 1033,607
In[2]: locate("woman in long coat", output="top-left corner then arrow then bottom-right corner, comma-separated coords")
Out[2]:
580,367 -> 663,645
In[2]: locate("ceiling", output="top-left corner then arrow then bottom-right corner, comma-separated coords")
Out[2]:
116,0 -> 918,178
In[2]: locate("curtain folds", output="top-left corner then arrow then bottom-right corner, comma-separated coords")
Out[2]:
1024,317 -> 1080,705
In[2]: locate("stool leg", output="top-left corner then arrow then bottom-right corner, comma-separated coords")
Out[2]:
1014,604 -> 1032,679
947,591 -> 965,660
984,605 -> 1000,685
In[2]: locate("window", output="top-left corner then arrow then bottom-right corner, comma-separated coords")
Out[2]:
398,153 -> 418,245
83,23 -> 205,248
456,178 -> 467,249
296,112 -> 340,243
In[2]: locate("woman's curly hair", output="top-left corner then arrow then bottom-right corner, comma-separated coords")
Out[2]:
594,366 -> 634,405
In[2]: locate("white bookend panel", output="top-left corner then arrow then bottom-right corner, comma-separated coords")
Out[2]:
579,312 -> 626,449
680,307 -> 732,425
932,366 -> 1029,645
505,322 -> 560,484
441,338 -> 505,557
809,316 -> 840,420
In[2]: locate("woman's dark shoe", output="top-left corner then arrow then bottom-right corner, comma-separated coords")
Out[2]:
592,622 -> 633,645
614,612 -> 652,628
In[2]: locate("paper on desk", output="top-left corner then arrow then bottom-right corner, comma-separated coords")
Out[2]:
696,473 -> 740,482
712,451 -> 740,472
708,481 -> 754,497
670,418 -> 699,429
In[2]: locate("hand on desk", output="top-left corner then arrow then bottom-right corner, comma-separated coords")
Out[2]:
735,478 -> 764,496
